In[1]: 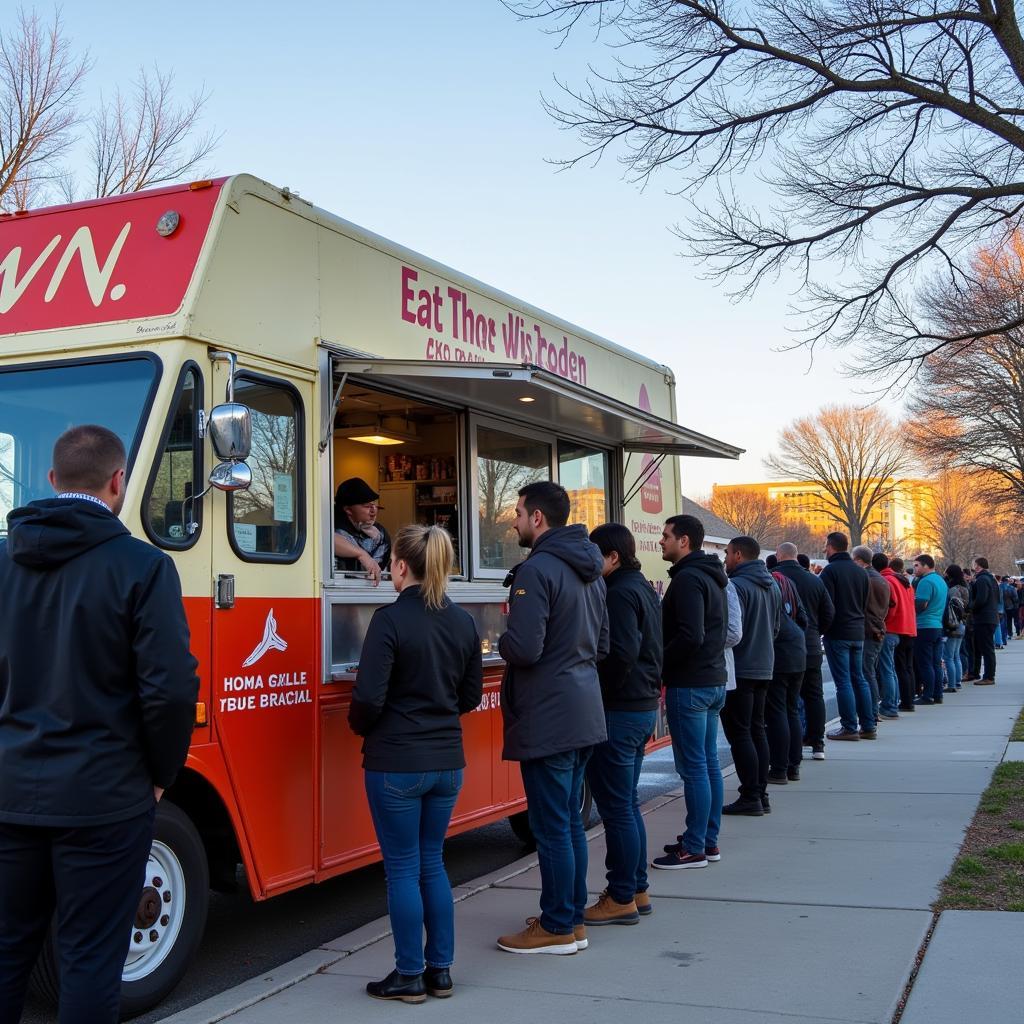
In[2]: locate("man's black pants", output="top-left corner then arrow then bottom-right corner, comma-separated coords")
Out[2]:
895,635 -> 916,709
766,670 -> 804,772
721,679 -> 769,802
0,808 -> 154,1024
800,657 -> 826,747
972,622 -> 998,681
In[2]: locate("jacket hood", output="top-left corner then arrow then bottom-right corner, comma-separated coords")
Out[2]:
530,524 -> 604,582
671,550 -> 728,589
881,567 -> 911,589
5,499 -> 127,569
728,558 -> 776,589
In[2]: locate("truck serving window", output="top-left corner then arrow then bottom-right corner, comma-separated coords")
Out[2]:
228,374 -> 305,562
143,364 -> 203,548
558,442 -> 610,534
0,355 -> 160,535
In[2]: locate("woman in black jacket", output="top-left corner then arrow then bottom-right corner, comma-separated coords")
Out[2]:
349,525 -> 483,1003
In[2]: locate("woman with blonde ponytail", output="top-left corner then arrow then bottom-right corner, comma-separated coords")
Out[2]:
349,525 -> 483,1003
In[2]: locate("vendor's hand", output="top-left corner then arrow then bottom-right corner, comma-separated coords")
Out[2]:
360,553 -> 382,586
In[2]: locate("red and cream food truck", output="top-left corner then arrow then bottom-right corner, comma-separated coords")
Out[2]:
0,174 -> 741,1013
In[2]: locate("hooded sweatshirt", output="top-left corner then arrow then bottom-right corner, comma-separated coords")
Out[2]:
0,499 -> 199,827
499,524 -> 609,761
728,559 -> 782,680
662,550 -> 729,687
881,567 -> 917,636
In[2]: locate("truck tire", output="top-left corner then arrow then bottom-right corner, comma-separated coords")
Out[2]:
507,779 -> 596,845
30,801 -> 210,1020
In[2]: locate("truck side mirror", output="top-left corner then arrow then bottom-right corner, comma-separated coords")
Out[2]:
208,460 -> 252,493
208,403 -> 252,461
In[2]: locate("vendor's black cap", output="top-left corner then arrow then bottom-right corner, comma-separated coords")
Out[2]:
336,477 -> 379,506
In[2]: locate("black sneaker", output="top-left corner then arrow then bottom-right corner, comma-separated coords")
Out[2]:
663,834 -> 684,855
722,798 -> 764,816
787,766 -> 800,782
827,728 -> 860,741
767,770 -> 788,785
652,849 -> 707,870
761,795 -> 772,814
705,846 -> 721,862
811,745 -> 825,761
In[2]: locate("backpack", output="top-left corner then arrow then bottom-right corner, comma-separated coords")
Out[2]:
1002,584 -> 1018,611
943,593 -> 966,635
772,570 -> 806,627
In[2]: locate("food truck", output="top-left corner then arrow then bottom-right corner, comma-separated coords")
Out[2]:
0,174 -> 742,1013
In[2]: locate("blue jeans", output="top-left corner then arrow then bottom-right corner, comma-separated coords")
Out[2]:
364,769 -> 462,975
915,628 -> 944,701
520,748 -> 591,934
944,634 -> 964,689
878,633 -> 900,715
823,637 -> 876,732
665,686 -> 726,855
587,710 -> 657,903
997,614 -> 1006,646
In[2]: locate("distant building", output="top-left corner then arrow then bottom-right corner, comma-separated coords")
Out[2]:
712,479 -> 936,551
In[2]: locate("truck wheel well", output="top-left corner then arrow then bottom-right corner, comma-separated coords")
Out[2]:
165,769 -> 241,892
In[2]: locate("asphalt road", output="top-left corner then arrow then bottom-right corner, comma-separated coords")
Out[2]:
23,675 -> 837,1024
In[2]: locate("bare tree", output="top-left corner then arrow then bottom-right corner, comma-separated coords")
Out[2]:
914,470 -> 982,566
71,66 -> 218,199
709,486 -> 784,546
765,405 -> 913,544
505,1 -> 1024,380
910,233 -> 1024,516
0,6 -> 88,210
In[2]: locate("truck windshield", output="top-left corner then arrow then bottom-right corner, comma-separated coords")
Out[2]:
0,357 -> 159,535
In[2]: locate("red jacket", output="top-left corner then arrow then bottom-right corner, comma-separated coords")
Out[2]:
881,568 -> 917,636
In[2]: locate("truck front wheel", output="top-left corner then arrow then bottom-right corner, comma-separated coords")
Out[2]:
31,800 -> 210,1020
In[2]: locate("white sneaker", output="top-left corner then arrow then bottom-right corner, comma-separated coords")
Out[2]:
812,748 -> 826,760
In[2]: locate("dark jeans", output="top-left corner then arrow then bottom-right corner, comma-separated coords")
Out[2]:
823,637 -> 876,732
972,621 -> 997,681
801,657 -> 826,747
720,679 -> 769,802
587,709 -> 657,903
915,628 -> 944,701
364,769 -> 462,975
766,670 -> 804,772
895,634 -> 916,707
520,748 -> 591,934
664,687 -> 725,856
862,637 -> 882,708
0,807 -> 154,1024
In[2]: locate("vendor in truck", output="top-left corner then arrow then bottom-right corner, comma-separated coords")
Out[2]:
334,477 -> 392,585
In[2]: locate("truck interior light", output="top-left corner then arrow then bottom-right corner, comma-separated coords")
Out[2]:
346,433 -> 404,446
518,396 -> 536,403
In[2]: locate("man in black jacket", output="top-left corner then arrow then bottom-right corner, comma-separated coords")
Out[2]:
497,482 -> 609,955
970,556 -> 1000,684
775,543 -> 834,759
819,532 -> 875,740
584,524 -> 662,922
650,514 -> 728,870
0,426 -> 199,1024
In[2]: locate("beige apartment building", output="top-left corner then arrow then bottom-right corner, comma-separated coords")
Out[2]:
712,479 -> 936,550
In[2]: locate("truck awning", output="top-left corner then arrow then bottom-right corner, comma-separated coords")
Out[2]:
329,358 -> 743,459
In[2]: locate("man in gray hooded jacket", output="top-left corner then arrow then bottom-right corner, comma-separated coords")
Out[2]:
722,536 -> 781,816
497,481 -> 609,955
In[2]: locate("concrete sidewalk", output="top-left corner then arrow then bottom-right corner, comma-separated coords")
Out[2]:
165,649 -> 1024,1024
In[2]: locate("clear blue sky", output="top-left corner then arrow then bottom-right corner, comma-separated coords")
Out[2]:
53,0 -> 865,499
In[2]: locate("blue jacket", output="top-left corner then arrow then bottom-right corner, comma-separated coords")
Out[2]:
499,525 -> 609,761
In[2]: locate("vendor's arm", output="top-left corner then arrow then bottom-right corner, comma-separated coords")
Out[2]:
334,531 -> 382,586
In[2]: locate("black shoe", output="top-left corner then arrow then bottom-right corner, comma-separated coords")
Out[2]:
913,697 -> 935,705
761,795 -> 772,814
367,970 -> 427,1004
898,703 -> 916,712
859,730 -> 878,739
767,770 -> 789,785
722,798 -> 764,816
787,767 -> 800,782
424,967 -> 453,998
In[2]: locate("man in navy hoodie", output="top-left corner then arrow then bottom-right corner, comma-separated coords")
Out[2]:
722,536 -> 781,816
497,482 -> 609,955
0,426 -> 198,1024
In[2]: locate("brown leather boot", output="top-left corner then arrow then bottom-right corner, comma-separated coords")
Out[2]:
583,891 -> 640,926
634,891 -> 653,916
